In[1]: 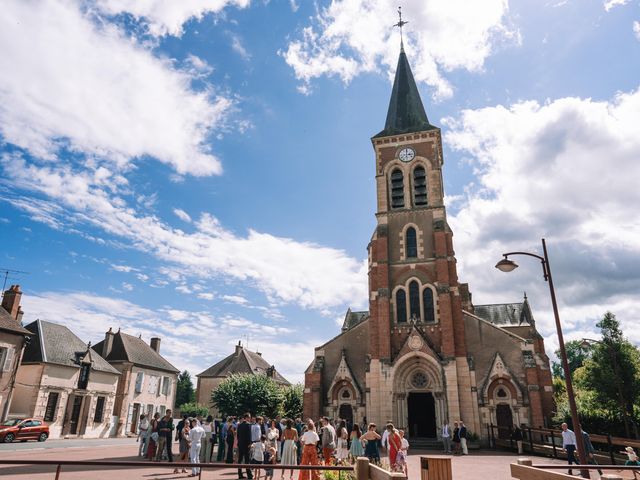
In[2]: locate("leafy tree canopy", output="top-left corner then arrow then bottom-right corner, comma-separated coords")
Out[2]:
552,340 -> 593,379
282,384 -> 304,420
211,373 -> 284,418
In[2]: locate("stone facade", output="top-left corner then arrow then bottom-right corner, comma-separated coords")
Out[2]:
304,47 -> 554,440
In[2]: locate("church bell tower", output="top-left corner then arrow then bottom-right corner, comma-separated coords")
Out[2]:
365,42 -> 477,431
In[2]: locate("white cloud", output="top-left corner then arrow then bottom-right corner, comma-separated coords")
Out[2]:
0,0 -> 232,176
222,294 -> 249,305
603,0 -> 629,11
282,0 -> 516,98
20,290 -> 311,379
122,282 -> 134,291
633,21 -> 640,40
95,0 -> 251,37
111,264 -> 135,273
444,87 -> 640,344
197,292 -> 215,300
1,155 -> 368,311
173,208 -> 193,223
230,33 -> 252,61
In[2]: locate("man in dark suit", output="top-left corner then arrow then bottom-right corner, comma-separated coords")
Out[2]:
236,413 -> 253,479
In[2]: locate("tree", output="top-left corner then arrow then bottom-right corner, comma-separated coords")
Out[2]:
552,340 -> 593,379
175,370 -> 196,408
581,312 -> 640,438
211,373 -> 284,418
282,384 -> 304,419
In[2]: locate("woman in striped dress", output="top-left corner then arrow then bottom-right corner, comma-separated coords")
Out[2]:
280,419 -> 299,480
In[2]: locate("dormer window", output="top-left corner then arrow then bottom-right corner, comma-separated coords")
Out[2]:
78,363 -> 90,390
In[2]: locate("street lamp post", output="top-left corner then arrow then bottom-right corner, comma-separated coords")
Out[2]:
496,238 -> 588,477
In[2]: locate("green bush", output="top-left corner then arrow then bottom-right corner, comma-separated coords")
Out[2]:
178,402 -> 210,418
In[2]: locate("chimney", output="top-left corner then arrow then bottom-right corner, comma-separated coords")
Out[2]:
102,327 -> 115,358
150,337 -> 161,353
2,285 -> 23,320
235,340 -> 243,355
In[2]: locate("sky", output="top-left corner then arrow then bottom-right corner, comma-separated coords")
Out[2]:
1,0 -> 639,385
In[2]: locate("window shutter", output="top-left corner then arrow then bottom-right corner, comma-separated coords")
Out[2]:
2,348 -> 14,372
135,371 -> 144,393
126,403 -> 134,432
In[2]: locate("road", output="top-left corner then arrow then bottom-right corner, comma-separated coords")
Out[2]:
0,436 -> 137,451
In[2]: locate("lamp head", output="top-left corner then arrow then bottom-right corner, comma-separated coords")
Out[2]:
495,258 -> 518,273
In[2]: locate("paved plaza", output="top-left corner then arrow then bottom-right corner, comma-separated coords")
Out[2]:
0,439 -> 582,480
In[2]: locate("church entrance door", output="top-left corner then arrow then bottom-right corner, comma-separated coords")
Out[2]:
496,404 -> 513,439
407,392 -> 436,438
339,404 -> 353,428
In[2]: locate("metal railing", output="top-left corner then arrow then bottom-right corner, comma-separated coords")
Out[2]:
0,459 -> 354,480
488,424 -> 640,464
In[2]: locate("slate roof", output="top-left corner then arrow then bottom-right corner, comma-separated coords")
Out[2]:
197,344 -> 290,386
22,320 -> 120,375
341,309 -> 369,331
473,298 -> 534,327
373,46 -> 436,138
0,307 -> 30,335
94,331 -> 179,374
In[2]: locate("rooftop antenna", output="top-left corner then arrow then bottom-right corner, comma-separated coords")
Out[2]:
393,6 -> 408,51
242,333 -> 253,350
0,268 -> 30,296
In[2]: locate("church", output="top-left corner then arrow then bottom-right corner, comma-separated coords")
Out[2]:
303,43 -> 554,441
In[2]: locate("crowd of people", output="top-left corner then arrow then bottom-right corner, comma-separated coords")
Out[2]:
135,412 -> 410,478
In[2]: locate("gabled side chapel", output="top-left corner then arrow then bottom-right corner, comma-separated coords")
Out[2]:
303,44 -> 554,440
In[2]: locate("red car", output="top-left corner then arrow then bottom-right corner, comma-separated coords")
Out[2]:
0,418 -> 49,443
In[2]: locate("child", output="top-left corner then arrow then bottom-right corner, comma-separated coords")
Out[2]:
622,446 -> 640,466
397,430 -> 409,476
264,445 -> 277,480
251,434 -> 267,480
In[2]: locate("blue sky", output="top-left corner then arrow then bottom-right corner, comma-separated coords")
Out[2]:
1,0 -> 639,383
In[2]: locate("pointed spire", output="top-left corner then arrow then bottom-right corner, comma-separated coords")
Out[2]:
374,47 -> 435,138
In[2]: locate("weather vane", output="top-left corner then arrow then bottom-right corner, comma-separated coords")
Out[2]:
393,6 -> 408,48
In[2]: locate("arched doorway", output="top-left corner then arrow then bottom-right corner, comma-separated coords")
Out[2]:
407,392 -> 436,438
496,404 -> 513,439
339,404 -> 353,429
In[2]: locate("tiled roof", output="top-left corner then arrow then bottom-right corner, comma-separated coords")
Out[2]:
197,345 -> 290,385
94,331 -> 179,374
473,299 -> 534,327
0,308 -> 30,335
341,310 -> 369,331
22,320 -> 120,375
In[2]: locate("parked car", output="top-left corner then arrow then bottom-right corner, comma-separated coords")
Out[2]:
0,418 -> 49,443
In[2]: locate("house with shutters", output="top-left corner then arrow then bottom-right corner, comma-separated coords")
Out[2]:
0,285 -> 31,422
94,328 -> 179,436
10,319 -> 120,438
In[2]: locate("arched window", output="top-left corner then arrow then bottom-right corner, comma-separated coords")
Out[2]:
413,166 -> 427,206
409,281 -> 420,321
396,289 -> 407,323
390,169 -> 405,209
405,227 -> 417,258
422,287 -> 435,322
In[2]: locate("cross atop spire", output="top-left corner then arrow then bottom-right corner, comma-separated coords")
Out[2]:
393,6 -> 408,51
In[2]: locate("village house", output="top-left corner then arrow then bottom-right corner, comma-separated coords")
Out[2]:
10,319 -> 120,438
0,285 -> 31,422
94,329 -> 179,436
196,341 -> 290,417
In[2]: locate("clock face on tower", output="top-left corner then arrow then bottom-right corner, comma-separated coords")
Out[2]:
398,147 -> 416,162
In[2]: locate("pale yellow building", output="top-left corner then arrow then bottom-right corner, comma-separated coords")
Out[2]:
10,319 -> 120,438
